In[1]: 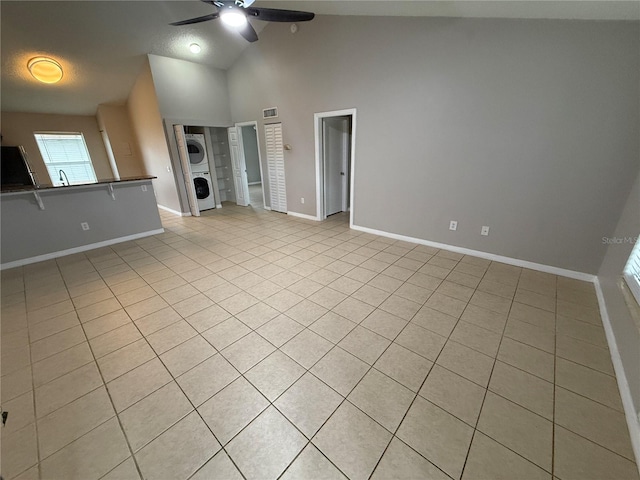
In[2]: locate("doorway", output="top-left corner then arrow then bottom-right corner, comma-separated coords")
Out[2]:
230,121 -> 266,208
237,122 -> 266,209
315,109 -> 356,222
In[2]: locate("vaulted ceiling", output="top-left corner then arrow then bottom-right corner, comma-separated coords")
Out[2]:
2,1 -> 638,116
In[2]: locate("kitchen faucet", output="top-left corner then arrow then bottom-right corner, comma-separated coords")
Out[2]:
59,169 -> 70,186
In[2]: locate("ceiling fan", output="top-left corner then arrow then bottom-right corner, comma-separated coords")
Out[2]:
170,0 -> 315,43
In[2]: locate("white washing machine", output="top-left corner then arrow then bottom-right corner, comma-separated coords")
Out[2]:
185,134 -> 210,173
192,171 -> 216,211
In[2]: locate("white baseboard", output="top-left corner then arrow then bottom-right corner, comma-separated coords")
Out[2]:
0,229 -> 165,270
594,278 -> 640,469
351,223 -> 595,282
157,204 -> 190,216
287,211 -> 321,221
216,204 -> 223,209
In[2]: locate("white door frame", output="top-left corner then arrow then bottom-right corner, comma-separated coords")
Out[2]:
314,108 -> 357,225
236,121 -> 268,209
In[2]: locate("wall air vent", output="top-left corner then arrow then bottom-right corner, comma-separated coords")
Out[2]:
263,107 -> 278,119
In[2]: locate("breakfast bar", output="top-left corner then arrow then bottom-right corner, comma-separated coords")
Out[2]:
1,176 -> 164,269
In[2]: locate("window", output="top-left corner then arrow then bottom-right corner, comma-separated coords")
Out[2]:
34,132 -> 97,186
623,237 -> 640,305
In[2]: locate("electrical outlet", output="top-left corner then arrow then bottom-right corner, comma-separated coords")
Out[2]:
449,221 -> 458,231
301,197 -> 305,204
141,185 -> 147,192
81,222 -> 90,231
481,226 -> 490,236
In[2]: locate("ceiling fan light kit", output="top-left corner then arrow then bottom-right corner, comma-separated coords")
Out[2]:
170,0 -> 315,43
220,7 -> 248,27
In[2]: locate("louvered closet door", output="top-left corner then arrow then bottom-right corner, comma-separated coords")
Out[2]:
264,123 -> 287,213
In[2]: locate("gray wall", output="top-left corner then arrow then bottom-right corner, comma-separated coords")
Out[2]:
597,168 -> 640,435
227,16 -> 639,274
242,125 -> 261,184
148,54 -> 232,125
147,55 -> 233,213
1,181 -> 162,266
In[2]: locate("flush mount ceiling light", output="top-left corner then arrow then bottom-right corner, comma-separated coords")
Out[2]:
189,43 -> 201,53
220,7 -> 247,27
27,56 -> 63,84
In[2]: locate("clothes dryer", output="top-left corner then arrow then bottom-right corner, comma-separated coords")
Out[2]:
185,134 -> 209,173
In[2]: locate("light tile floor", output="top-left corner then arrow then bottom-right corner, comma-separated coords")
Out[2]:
248,184 -> 264,209
1,204 -> 639,480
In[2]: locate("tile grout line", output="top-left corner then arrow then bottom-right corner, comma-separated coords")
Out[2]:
457,261 -> 520,478
58,253 -> 147,480
552,273 -> 559,479
113,240 -> 272,480
207,239 -> 442,479
101,250 -> 238,480
21,269 -> 43,480
361,252 -> 484,479
270,241 -> 446,479
78,240 -> 238,477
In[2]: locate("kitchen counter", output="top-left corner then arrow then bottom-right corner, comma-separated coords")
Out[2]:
1,175 -> 157,194
1,176 -> 163,269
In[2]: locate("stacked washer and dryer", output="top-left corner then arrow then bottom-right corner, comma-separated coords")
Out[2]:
185,134 -> 216,211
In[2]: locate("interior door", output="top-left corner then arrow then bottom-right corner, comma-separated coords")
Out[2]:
323,117 -> 350,216
228,127 -> 249,207
173,125 -> 200,217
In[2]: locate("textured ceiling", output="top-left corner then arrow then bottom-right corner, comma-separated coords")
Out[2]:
1,1 -> 267,115
2,1 -> 638,116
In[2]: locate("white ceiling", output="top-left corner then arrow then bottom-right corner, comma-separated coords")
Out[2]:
2,1 -> 638,116
262,1 -> 640,20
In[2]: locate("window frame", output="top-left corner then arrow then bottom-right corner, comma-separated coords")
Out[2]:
623,237 -> 640,306
33,131 -> 97,186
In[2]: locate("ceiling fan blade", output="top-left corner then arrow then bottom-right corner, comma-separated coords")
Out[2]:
170,12 -> 219,26
245,7 -> 315,22
238,21 -> 259,43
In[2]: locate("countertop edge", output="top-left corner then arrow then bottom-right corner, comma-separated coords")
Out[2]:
1,176 -> 157,195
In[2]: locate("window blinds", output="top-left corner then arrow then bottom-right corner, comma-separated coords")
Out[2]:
623,238 -> 640,306
34,133 -> 97,186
